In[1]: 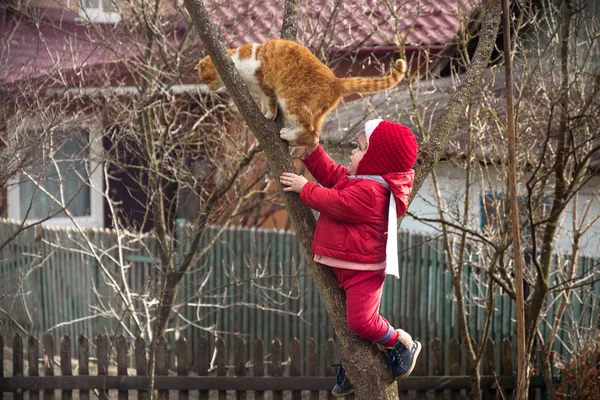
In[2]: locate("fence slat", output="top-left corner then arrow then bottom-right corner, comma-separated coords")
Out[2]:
415,337 -> 427,400
1,334 -> 4,400
234,337 -> 246,400
116,335 -> 128,400
135,337 -> 148,400
13,334 -> 23,400
484,338 -> 496,400
60,336 -> 72,400
271,338 -> 283,400
501,338 -> 513,400
324,339 -> 336,400
195,337 -> 209,400
307,338 -> 319,400
253,339 -> 265,400
290,338 -> 301,400
78,335 -> 89,400
449,338 -> 461,400
42,333 -> 55,400
28,336 -> 40,400
216,338 -> 226,400
156,336 -> 168,400
176,337 -> 189,400
96,335 -> 109,400
431,338 -> 444,398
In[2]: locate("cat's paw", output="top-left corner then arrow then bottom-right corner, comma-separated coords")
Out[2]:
280,128 -> 298,142
264,110 -> 276,120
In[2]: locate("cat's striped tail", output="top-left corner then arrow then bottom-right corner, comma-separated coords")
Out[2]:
336,59 -> 406,96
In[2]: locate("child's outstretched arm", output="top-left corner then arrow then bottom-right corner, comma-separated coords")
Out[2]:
302,146 -> 348,188
280,174 -> 375,224
299,183 -> 375,223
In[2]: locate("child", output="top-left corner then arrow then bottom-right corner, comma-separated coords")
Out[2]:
279,119 -> 421,396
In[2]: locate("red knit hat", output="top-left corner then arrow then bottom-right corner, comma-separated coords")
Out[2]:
356,119 -> 418,175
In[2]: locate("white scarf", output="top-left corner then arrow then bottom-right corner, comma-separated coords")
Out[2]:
348,175 -> 399,278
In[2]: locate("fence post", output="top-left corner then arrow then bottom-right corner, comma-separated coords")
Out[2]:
290,338 -> 301,400
0,334 -> 3,400
42,333 -> 55,400
156,336 -> 168,400
176,337 -> 190,400
28,336 -> 39,400
271,338 -> 283,400
234,337 -> 246,400
414,335 -> 426,400
196,337 -> 209,400
324,339 -> 336,400
253,339 -> 265,400
135,337 -> 148,400
431,338 -> 443,398
501,338 -> 513,400
96,335 -> 109,400
78,335 -> 89,400
449,338 -> 461,400
60,335 -> 72,400
116,335 -> 128,400
307,338 -> 319,400
216,338 -> 226,400
13,334 -> 23,400
484,338 -> 496,400
483,338 -> 499,399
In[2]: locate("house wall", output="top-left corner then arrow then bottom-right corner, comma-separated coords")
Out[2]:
403,162 -> 600,257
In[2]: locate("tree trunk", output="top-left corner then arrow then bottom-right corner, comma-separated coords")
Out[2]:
183,0 -> 501,397
525,2 -> 575,397
147,270 -> 183,398
502,0 -> 530,398
468,362 -> 482,400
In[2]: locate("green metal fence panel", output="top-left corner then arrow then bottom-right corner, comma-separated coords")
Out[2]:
1,219 -> 598,373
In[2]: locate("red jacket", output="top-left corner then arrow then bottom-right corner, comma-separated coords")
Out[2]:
299,145 -> 415,264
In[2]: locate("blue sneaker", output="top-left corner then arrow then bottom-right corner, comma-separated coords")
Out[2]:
387,340 -> 421,380
331,363 -> 354,397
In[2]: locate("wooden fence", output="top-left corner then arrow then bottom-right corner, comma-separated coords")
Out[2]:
0,333 -> 548,399
1,220 -> 599,377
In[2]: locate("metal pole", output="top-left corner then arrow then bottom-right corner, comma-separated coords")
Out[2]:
502,0 -> 529,398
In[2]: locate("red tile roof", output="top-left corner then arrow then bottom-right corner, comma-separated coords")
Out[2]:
211,0 -> 479,50
1,0 -> 479,85
1,9 -> 132,85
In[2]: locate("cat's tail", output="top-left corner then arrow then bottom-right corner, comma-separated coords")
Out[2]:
336,59 -> 406,96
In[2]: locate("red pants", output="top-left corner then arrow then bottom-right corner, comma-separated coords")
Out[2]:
332,268 -> 398,346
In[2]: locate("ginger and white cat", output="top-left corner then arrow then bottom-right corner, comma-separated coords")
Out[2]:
195,39 -> 406,146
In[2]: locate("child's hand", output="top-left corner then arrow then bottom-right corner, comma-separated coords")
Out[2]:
280,172 -> 308,193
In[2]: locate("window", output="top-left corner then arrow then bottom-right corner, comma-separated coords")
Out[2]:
7,129 -> 104,227
79,0 -> 121,24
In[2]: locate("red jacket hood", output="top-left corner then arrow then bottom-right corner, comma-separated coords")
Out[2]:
380,170 -> 415,218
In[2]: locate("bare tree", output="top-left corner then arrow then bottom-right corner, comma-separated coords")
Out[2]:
406,0 -> 600,398
1,0 -> 302,390
183,0 -> 501,398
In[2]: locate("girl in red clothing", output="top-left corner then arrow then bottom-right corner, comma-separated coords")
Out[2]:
280,119 -> 421,396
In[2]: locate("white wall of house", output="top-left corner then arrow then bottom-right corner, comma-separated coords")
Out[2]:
403,162 -> 600,257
